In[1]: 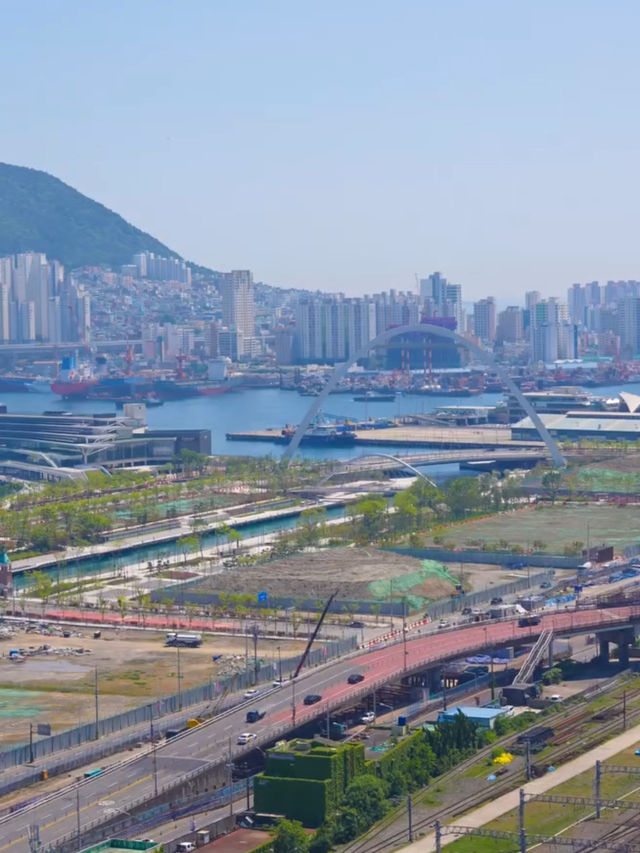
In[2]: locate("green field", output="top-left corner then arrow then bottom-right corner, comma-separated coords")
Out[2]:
427,503 -> 640,553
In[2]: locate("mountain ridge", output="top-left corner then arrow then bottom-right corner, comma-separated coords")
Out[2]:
0,162 -> 186,269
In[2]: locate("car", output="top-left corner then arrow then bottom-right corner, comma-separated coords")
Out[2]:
237,732 -> 258,744
176,844 -> 196,853
246,709 -> 266,723
549,694 -> 563,703
244,688 -> 260,699
303,693 -> 322,705
490,597 -> 504,605
361,712 -> 375,724
461,607 -> 473,616
438,621 -> 450,630
350,620 -> 365,628
347,673 -> 365,684
540,581 -> 552,589
273,678 -> 291,688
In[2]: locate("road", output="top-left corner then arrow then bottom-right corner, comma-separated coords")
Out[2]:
0,606 -> 637,853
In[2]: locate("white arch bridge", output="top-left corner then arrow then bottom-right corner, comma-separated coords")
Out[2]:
317,448 -> 548,486
282,322 -> 566,468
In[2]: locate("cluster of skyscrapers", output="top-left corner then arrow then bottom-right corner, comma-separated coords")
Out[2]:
0,252 -> 90,343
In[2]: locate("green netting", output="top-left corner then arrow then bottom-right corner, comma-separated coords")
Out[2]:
367,559 -> 458,610
576,468 -> 640,493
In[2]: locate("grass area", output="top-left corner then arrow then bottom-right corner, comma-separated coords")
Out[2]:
425,503 -> 640,552
446,737 -> 640,851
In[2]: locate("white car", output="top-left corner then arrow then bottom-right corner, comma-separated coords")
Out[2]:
237,732 -> 258,745
549,694 -> 563,703
273,678 -> 291,688
244,688 -> 260,699
438,621 -> 450,630
361,712 -> 375,724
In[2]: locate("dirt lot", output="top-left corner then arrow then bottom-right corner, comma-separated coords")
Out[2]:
197,547 -> 458,603
0,626 -> 302,746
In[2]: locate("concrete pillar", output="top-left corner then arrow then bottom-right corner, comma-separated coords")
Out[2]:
430,667 -> 443,694
620,641 -> 630,667
598,637 -> 610,664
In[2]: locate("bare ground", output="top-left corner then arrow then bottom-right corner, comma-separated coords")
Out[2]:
0,627 -> 303,745
198,547 -> 456,601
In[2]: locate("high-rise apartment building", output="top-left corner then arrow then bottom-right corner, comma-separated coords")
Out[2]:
473,297 -> 496,343
220,270 -> 256,358
496,306 -> 523,344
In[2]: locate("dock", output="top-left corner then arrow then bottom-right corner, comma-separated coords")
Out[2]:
226,425 -> 543,450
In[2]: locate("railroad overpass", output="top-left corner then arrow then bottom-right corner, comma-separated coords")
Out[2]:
2,607 -> 639,853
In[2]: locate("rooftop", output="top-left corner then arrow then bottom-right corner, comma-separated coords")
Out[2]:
441,706 -> 506,720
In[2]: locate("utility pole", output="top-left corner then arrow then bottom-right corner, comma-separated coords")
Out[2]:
291,680 -> 296,726
525,740 -> 532,782
227,737 -> 233,818
277,646 -> 282,683
623,690 -> 627,730
434,819 -> 441,853
94,666 -> 99,741
252,623 -> 259,683
177,645 -> 183,711
407,795 -> 413,842
595,759 -> 602,819
149,704 -> 158,797
402,598 -> 408,671
29,722 -> 34,764
76,778 -> 81,849
518,788 -> 527,853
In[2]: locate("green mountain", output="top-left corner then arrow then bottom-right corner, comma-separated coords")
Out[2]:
0,162 -> 182,269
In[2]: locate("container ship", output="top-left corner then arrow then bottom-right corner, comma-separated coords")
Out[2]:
51,356 -> 238,401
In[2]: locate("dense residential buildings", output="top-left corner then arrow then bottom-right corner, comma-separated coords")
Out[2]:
0,252 -> 90,343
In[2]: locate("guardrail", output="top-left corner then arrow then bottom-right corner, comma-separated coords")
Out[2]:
16,606 -> 640,851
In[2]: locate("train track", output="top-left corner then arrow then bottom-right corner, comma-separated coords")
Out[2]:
343,681 -> 640,853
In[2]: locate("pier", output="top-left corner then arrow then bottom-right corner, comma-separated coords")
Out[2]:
225,424 -> 544,450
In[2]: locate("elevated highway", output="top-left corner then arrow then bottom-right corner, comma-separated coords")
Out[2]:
1,607 -> 638,853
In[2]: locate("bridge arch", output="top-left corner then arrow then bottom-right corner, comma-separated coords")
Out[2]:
282,323 -> 565,467
318,453 -> 438,488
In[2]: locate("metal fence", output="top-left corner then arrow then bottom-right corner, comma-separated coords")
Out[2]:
424,571 -> 555,620
388,547 -> 582,570
0,635 -> 357,780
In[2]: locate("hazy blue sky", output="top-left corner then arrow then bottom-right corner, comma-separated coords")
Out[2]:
2,1 -> 639,299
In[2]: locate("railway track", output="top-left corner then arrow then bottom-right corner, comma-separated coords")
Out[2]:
344,680 -> 640,853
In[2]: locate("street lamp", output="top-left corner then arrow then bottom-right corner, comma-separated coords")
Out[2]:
277,645 -> 282,683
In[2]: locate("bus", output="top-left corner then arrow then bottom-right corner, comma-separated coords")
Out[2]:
84,768 -> 104,778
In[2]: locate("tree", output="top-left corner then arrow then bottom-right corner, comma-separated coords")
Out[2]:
116,595 -> 127,622
445,478 -> 483,519
541,469 -> 562,503
341,774 -> 387,832
272,820 -> 309,853
32,570 -> 54,617
352,496 -> 388,544
177,535 -> 198,564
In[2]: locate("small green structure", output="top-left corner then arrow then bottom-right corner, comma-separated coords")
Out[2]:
78,841 -> 159,853
254,738 -> 365,827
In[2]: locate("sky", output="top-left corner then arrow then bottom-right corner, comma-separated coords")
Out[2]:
2,1 -> 640,301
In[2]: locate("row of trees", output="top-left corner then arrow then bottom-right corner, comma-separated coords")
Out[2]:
345,472 -> 526,547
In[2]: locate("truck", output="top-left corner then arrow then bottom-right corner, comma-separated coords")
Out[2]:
165,632 -> 203,648
246,709 -> 266,723
518,615 -> 541,627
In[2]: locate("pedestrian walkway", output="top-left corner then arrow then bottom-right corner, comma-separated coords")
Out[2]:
402,720 -> 640,852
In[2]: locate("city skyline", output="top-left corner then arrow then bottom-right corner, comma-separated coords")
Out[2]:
4,2 -> 640,298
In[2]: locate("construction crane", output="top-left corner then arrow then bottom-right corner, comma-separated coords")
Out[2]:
293,591 -> 338,679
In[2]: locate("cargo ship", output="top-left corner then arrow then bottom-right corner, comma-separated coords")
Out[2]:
0,376 -> 36,393
50,356 -> 238,401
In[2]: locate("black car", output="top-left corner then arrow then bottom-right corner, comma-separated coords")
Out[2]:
490,597 -> 504,605
350,621 -> 365,628
347,673 -> 364,684
303,693 -> 322,705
